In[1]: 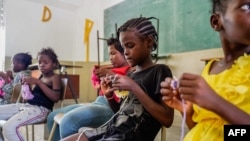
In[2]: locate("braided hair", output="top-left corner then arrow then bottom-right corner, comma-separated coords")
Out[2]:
117,17 -> 158,51
38,47 -> 60,69
210,0 -> 229,14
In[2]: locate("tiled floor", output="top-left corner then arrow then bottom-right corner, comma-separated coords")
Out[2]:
21,104 -> 187,141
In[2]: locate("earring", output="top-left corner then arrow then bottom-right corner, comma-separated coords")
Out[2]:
215,25 -> 222,31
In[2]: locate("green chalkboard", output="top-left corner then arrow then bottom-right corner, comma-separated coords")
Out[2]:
103,0 -> 221,60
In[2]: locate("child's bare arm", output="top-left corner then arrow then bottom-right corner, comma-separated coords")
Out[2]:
0,71 -> 8,82
23,74 -> 62,102
130,82 -> 174,127
39,74 -> 62,102
111,75 -> 174,127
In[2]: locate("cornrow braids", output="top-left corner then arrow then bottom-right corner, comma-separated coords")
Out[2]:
38,47 -> 60,69
106,37 -> 124,54
117,17 -> 158,51
210,0 -> 229,14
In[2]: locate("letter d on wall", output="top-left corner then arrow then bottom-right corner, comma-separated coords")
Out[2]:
42,6 -> 52,22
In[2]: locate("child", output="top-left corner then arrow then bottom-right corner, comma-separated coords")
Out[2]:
62,17 -> 174,141
160,0 -> 250,140
0,47 -> 62,141
0,53 -> 32,104
47,37 -> 131,141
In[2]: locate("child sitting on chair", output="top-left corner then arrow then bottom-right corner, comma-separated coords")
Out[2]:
0,53 -> 32,104
0,47 -> 62,141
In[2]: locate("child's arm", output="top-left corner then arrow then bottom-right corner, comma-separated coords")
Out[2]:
111,75 -> 174,127
40,74 -> 62,102
94,65 -> 115,78
100,76 -> 120,112
180,73 -> 250,124
129,81 -> 174,127
6,71 -> 13,81
211,96 -> 250,124
23,74 -> 62,102
0,71 -> 8,82
161,77 -> 196,129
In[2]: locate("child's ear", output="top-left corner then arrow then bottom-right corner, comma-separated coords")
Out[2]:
210,13 -> 223,31
146,36 -> 154,49
53,63 -> 57,69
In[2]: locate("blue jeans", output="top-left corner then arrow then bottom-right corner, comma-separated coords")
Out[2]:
46,96 -> 114,141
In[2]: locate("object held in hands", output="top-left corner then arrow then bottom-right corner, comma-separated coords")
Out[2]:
115,90 -> 129,98
22,84 -> 34,100
110,74 -> 129,98
170,79 -> 179,90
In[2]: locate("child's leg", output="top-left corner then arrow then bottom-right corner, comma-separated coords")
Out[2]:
61,132 -> 89,141
60,97 -> 113,139
2,104 -> 50,141
0,103 -> 21,120
0,103 -> 21,141
47,104 -> 83,141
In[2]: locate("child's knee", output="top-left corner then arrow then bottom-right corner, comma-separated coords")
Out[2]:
2,122 -> 16,136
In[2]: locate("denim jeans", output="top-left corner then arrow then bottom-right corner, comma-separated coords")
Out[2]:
47,96 -> 114,141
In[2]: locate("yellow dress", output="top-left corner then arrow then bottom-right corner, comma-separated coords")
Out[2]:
184,54 -> 250,141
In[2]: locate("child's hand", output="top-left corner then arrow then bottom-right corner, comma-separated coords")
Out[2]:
22,77 -> 39,85
100,76 -> 113,96
110,75 -> 136,92
0,71 -> 8,82
160,77 -> 183,112
94,66 -> 113,78
179,73 -> 218,111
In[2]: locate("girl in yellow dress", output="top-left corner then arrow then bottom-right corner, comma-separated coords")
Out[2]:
160,0 -> 250,140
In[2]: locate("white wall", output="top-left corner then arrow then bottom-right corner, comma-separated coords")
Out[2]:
0,0 -> 6,71
5,0 -> 124,62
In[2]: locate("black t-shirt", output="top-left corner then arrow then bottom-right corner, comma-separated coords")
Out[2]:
86,64 -> 173,141
27,84 -> 54,110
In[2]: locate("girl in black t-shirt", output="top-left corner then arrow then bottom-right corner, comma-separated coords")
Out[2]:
62,17 -> 174,141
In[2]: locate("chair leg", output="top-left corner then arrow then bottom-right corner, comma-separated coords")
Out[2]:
161,127 -> 166,141
44,124 -> 49,140
32,125 -> 35,141
26,125 -> 29,141
48,121 -> 58,141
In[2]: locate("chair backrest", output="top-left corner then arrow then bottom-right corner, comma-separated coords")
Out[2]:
10,84 -> 22,103
58,78 -> 68,108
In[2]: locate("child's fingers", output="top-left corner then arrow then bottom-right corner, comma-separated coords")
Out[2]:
180,73 -> 198,80
160,77 -> 172,88
160,88 -> 172,96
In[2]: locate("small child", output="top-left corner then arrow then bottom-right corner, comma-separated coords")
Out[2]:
62,17 -> 174,141
47,37 -> 131,141
0,47 -> 62,141
160,0 -> 250,140
0,53 -> 32,104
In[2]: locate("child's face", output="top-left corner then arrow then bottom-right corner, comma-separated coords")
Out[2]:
108,45 -> 126,68
119,30 -> 151,67
12,59 -> 24,73
37,54 -> 55,74
221,0 -> 250,45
